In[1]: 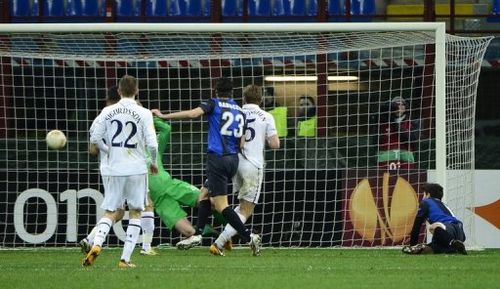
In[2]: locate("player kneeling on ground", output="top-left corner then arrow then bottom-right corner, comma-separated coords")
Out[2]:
403,182 -> 467,255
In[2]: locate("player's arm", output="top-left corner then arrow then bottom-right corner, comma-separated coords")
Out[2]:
153,116 -> 171,156
267,134 -> 280,149
144,113 -> 159,175
89,143 -> 99,156
409,201 -> 429,245
89,120 -> 99,156
266,114 -> 281,149
152,107 -> 205,120
239,135 -> 246,150
239,113 -> 247,150
89,115 -> 109,154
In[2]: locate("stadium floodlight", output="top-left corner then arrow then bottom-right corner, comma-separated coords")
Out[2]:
0,23 -> 492,248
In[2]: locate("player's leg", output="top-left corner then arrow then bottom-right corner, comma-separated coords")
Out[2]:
208,154 -> 259,252
82,210 -> 114,266
209,204 -> 245,256
450,239 -> 467,255
429,222 -> 466,254
429,222 -> 452,252
195,193 -> 212,236
83,176 -> 126,266
140,193 -> 157,256
79,227 -> 96,254
80,209 -> 124,254
211,195 -> 261,255
157,177 -> 209,239
119,174 -> 148,268
119,209 -> 142,268
80,175 -> 110,254
206,154 -> 247,238
163,177 -> 220,247
446,223 -> 467,255
152,192 -> 201,249
208,155 -> 248,240
213,202 -> 254,248
175,218 -> 203,250
80,175 -> 124,255
212,161 -> 262,255
195,186 -> 224,237
175,217 -> 196,236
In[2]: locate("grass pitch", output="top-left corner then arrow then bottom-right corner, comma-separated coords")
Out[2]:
1,247 -> 499,289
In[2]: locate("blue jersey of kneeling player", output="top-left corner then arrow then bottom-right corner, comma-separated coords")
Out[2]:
417,197 -> 462,225
199,98 -> 245,156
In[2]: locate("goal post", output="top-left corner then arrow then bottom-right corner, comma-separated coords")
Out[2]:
0,23 -> 492,248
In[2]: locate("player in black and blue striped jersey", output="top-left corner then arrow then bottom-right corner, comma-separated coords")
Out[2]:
403,183 -> 467,255
152,77 -> 262,255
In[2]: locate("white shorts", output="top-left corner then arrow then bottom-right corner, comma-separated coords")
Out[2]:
101,174 -> 148,211
232,158 -> 263,204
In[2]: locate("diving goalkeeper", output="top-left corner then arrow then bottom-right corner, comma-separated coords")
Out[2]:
148,116 -> 218,248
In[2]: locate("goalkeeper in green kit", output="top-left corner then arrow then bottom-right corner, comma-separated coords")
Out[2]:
149,116 -> 222,249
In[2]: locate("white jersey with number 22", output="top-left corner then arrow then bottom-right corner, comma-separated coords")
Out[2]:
90,98 -> 157,176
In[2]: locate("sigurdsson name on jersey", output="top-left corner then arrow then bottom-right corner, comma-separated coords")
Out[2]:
218,101 -> 243,111
105,107 -> 142,123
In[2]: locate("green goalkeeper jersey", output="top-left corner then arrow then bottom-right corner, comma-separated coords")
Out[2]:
148,117 -> 198,207
147,117 -> 225,229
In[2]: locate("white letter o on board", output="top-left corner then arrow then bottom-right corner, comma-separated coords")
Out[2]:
14,189 -> 57,244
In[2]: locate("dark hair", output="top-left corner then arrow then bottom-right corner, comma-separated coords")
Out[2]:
216,77 -> 233,98
298,95 -> 316,118
299,96 -> 315,106
243,84 -> 262,105
422,183 -> 444,200
106,86 -> 120,105
262,86 -> 275,109
391,96 -> 407,106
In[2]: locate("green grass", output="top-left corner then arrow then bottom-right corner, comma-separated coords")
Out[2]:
1,248 -> 499,289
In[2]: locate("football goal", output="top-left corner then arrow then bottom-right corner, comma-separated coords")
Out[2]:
0,23 -> 492,248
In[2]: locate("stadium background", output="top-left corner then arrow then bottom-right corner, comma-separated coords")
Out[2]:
0,0 -> 499,247
1,0 -> 498,166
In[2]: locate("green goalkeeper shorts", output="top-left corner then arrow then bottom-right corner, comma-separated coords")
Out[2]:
149,177 -> 200,229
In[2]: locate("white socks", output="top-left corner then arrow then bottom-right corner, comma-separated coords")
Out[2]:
120,218 -> 141,262
92,217 -> 113,247
86,226 -> 98,245
141,211 -> 155,251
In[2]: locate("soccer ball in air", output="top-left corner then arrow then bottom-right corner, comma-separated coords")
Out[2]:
46,130 -> 67,150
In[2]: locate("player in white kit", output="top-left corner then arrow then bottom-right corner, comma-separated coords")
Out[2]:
209,84 -> 280,256
80,87 -> 159,257
83,75 -> 158,268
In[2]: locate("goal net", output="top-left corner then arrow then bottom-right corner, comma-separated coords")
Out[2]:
0,23 -> 492,248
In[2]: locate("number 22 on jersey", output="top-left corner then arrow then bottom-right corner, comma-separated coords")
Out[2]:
111,119 -> 138,148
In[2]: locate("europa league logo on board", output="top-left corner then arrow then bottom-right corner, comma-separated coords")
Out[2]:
349,172 -> 418,244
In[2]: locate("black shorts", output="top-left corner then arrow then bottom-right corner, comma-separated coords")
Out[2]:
430,222 -> 466,253
205,153 -> 239,197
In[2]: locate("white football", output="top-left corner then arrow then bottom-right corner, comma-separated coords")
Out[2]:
46,130 -> 67,150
